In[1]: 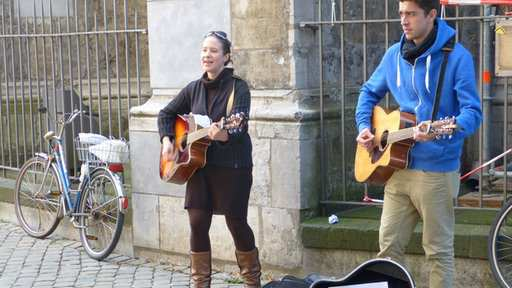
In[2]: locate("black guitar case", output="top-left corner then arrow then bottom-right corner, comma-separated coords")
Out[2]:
263,258 -> 415,288
263,273 -> 322,288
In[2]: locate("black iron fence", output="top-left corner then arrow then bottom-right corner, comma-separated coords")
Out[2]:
0,0 -> 149,174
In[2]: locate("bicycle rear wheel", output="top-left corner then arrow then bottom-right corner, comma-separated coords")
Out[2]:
489,198 -> 512,288
79,167 -> 124,260
14,157 -> 62,238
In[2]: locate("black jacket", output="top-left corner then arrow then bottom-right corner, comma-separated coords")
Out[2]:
157,68 -> 253,168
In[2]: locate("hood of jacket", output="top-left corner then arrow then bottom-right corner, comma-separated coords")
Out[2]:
395,18 -> 455,98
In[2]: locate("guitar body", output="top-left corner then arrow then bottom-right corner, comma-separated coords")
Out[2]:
355,106 -> 416,184
159,113 -> 247,184
309,258 -> 415,288
160,116 -> 210,184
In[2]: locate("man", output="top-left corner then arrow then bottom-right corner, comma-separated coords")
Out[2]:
355,1 -> 482,287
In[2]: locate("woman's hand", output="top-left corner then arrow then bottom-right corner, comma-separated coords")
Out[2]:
161,136 -> 178,161
208,122 -> 229,142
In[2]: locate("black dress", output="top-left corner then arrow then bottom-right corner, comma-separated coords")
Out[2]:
157,68 -> 253,217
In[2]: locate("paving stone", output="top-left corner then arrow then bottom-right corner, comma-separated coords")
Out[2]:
33,280 -> 55,286
53,281 -> 77,287
94,283 -> 114,288
0,221 -> 249,288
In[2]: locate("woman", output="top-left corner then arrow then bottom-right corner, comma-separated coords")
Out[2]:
157,31 -> 261,288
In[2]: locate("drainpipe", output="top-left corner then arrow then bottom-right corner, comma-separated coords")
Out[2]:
482,5 -> 495,162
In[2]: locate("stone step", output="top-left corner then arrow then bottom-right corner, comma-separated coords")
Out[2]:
301,207 -> 498,259
457,192 -> 503,208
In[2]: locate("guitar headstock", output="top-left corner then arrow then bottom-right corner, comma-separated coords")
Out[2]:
418,116 -> 457,139
220,112 -> 248,131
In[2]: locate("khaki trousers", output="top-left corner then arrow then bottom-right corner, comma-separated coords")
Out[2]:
377,169 -> 459,288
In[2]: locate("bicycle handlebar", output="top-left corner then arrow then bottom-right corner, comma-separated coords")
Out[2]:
65,109 -> 82,125
39,108 -> 85,142
56,109 -> 84,139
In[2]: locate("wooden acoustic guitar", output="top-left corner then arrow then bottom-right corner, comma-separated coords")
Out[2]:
354,106 -> 456,185
159,113 -> 246,184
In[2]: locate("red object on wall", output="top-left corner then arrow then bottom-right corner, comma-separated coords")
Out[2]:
483,71 -> 492,84
441,0 -> 512,4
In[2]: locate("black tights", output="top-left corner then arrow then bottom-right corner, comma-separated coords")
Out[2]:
188,209 -> 256,253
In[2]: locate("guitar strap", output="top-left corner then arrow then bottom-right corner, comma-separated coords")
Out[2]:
226,80 -> 235,116
431,36 -> 455,121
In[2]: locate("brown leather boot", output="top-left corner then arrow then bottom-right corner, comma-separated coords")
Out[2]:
190,251 -> 211,288
235,248 -> 262,288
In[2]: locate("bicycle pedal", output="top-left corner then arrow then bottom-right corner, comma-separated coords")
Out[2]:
49,190 -> 61,196
86,235 -> 98,240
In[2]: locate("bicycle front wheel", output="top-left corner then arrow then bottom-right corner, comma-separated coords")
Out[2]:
79,167 -> 125,260
14,157 -> 62,238
489,198 -> 512,288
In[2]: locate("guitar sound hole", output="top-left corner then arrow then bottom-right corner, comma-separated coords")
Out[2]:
179,135 -> 187,150
380,131 -> 389,150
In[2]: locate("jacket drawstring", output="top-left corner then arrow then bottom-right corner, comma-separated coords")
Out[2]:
396,52 -> 401,88
425,54 -> 431,94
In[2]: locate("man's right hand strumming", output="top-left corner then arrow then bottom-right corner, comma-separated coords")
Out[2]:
162,136 -> 178,161
356,128 -> 375,152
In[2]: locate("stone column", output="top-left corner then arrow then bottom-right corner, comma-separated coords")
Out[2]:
130,0 -> 323,272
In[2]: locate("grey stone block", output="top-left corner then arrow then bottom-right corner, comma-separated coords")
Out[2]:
129,130 -> 186,197
132,193 -> 160,249
148,0 -> 230,89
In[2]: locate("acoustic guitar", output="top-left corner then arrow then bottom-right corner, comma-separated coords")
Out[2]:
354,106 -> 456,185
159,113 -> 246,184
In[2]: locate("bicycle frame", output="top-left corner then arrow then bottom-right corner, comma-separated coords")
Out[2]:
38,125 -> 84,216
52,139 -> 80,214
42,111 -> 78,216
36,110 -> 123,217
15,109 -> 129,260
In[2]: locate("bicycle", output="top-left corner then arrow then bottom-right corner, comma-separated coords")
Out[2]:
489,197 -> 512,288
14,109 -> 129,260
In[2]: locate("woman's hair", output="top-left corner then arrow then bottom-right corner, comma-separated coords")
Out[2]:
204,31 -> 232,66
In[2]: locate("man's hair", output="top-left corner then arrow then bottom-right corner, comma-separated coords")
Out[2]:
400,0 -> 440,15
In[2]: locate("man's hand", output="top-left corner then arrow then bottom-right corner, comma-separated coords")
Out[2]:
413,122 -> 435,142
356,128 -> 375,151
208,122 -> 229,142
161,136 -> 178,161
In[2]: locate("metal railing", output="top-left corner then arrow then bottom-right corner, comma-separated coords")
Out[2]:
0,0 -> 149,174
301,0 -> 512,209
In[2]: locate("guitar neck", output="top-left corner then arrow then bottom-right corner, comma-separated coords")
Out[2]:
187,128 -> 210,144
387,127 -> 415,144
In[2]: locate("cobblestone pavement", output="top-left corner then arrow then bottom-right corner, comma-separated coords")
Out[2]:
0,221 -> 244,288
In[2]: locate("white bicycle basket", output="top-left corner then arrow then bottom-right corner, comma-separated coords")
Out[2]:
75,133 -> 129,164
88,139 -> 130,164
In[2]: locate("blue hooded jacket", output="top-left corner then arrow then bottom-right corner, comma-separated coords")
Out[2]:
355,18 -> 482,172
